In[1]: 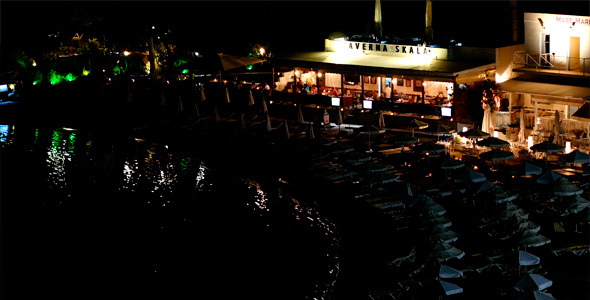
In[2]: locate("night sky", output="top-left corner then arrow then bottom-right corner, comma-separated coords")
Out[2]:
1,1 -> 589,68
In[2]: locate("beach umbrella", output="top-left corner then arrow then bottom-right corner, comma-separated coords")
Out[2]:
160,89 -> 167,106
479,148 -> 515,162
554,110 -> 562,146
355,125 -> 386,135
517,290 -> 557,300
265,112 -> 272,132
430,241 -> 465,262
454,170 -> 487,183
335,108 -> 343,134
483,184 -> 518,203
515,273 -> 553,292
505,215 -> 541,236
552,177 -> 583,196
459,127 -> 490,139
441,158 -> 464,170
177,96 -> 184,113
405,118 -> 429,137
261,99 -> 268,114
366,172 -> 399,188
416,198 -> 447,216
355,161 -> 393,173
194,101 -> 201,119
518,107 -> 526,143
328,142 -> 354,154
530,141 -> 564,153
562,194 -> 590,214
413,142 -> 446,154
217,53 -> 265,71
559,149 -> 590,164
296,105 -> 305,124
248,89 -> 255,106
343,151 -> 371,164
519,251 -> 541,266
420,214 -> 452,230
510,162 -> 543,177
385,134 -> 419,145
214,106 -> 220,123
500,202 -> 529,221
519,229 -> 551,248
572,101 -> 590,121
283,118 -> 290,139
200,86 -> 206,101
429,225 -> 459,244
307,123 -> 316,140
536,171 -> 564,184
224,87 -> 231,104
126,87 -> 133,103
426,124 -> 456,135
477,136 -> 511,148
469,180 -> 495,194
439,265 -> 463,279
440,280 -> 463,296
378,110 -> 386,128
239,112 -> 245,129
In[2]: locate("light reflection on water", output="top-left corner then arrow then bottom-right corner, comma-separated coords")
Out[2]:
3,123 -> 340,299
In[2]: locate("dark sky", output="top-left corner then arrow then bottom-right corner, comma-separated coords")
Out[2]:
1,1 -> 589,63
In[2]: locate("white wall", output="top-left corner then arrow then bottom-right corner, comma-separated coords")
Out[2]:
524,12 -> 590,59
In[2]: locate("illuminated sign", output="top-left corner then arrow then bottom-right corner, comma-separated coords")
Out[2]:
325,39 -> 448,60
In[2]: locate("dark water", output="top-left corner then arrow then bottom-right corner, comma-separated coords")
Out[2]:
1,123 -> 341,299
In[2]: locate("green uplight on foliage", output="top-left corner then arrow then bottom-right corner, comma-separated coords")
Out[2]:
246,65 -> 253,70
174,59 -> 188,68
113,65 -> 121,76
65,73 -> 77,82
49,70 -> 62,85
33,81 -> 39,85
182,69 -> 189,74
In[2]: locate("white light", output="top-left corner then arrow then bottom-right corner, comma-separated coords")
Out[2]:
462,127 -> 468,132
565,141 -> 572,154
259,47 -> 265,56
317,72 -> 322,78
493,131 -> 498,138
123,51 -> 131,56
528,136 -> 534,149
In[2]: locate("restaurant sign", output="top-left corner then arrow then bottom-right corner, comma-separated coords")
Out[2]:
325,39 -> 448,60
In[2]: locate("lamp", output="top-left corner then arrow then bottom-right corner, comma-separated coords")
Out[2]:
565,141 -> 572,154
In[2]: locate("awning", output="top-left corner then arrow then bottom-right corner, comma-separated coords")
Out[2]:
274,51 -> 495,82
499,78 -> 590,102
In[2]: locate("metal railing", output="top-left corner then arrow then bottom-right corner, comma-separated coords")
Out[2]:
513,51 -> 589,76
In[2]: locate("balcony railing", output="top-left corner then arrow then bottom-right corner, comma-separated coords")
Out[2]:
513,51 -> 589,76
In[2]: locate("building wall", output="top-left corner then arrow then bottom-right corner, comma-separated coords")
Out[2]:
495,43 -> 526,83
524,12 -> 590,60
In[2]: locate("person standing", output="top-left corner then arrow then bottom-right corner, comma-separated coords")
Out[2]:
383,83 -> 392,101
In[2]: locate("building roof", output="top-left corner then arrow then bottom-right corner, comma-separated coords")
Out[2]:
273,51 -> 495,83
499,75 -> 590,102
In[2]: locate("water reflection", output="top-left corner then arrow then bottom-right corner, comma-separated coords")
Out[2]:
46,128 -> 78,191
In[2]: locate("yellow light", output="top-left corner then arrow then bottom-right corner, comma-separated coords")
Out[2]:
528,136 -> 534,149
450,118 -> 454,121
421,115 -> 424,119
565,141 -> 572,154
123,51 -> 131,56
316,105 -> 320,109
318,73 -> 322,78
32,60 -> 37,67
294,103 -> 297,106
474,166 -> 479,170
294,70 -> 299,76
340,108 -> 344,111
259,47 -> 265,56
270,100 -> 273,104
462,127 -> 468,132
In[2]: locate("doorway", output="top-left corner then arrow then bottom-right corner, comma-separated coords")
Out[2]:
569,36 -> 580,70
